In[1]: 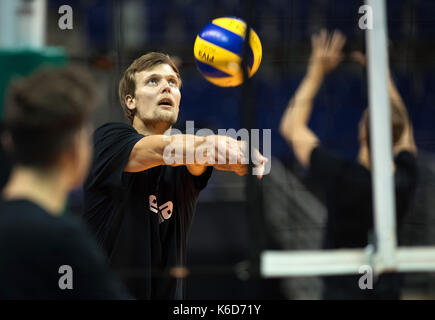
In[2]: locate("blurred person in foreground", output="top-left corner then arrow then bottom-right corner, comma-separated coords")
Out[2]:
0,66 -> 131,299
279,30 -> 417,299
83,52 -> 268,300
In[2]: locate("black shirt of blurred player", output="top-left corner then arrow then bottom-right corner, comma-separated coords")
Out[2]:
0,66 -> 131,299
0,199 -> 130,299
310,146 -> 417,299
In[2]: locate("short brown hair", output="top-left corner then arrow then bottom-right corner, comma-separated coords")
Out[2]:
363,99 -> 407,148
3,65 -> 98,168
118,52 -> 181,124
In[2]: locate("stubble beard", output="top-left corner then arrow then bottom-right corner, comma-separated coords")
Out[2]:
153,108 -> 177,124
141,108 -> 177,128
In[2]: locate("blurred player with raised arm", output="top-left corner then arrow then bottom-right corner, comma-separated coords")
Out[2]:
280,30 -> 417,299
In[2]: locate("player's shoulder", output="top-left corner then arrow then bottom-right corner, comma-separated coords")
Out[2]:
0,200 -> 84,246
394,150 -> 417,174
94,122 -> 134,136
36,213 -> 95,253
395,150 -> 417,163
310,145 -> 354,176
93,122 -> 139,144
311,145 -> 342,165
55,215 -> 96,247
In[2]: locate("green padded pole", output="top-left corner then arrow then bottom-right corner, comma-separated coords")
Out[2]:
0,47 -> 67,119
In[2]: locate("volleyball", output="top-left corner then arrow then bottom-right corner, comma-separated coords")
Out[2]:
193,17 -> 262,87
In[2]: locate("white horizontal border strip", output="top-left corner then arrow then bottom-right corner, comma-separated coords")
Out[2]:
261,247 -> 435,277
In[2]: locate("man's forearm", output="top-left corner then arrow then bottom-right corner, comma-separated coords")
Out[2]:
300,64 -> 326,99
292,66 -> 325,123
127,132 -> 259,175
280,65 -> 325,139
126,134 -> 207,172
165,134 -> 247,167
179,134 -> 260,176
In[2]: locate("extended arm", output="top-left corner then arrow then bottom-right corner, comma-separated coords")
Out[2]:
279,30 -> 346,167
125,134 -> 267,177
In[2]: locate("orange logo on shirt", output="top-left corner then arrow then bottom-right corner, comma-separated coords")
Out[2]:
149,195 -> 173,223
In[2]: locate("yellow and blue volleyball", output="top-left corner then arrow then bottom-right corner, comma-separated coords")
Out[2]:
193,17 -> 262,87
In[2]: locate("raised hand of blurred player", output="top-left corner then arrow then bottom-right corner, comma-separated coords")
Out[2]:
309,29 -> 346,74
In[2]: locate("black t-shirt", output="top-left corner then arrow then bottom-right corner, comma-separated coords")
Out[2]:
0,123 -> 12,191
83,122 -> 213,300
309,146 -> 417,299
0,144 -> 11,191
0,199 -> 131,299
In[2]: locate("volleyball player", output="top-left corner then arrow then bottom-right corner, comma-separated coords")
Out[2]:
83,52 -> 268,299
0,66 -> 131,299
279,30 -> 418,299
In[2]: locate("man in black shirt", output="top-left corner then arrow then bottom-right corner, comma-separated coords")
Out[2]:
83,52 -> 268,299
279,30 -> 417,299
0,66 -> 131,299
